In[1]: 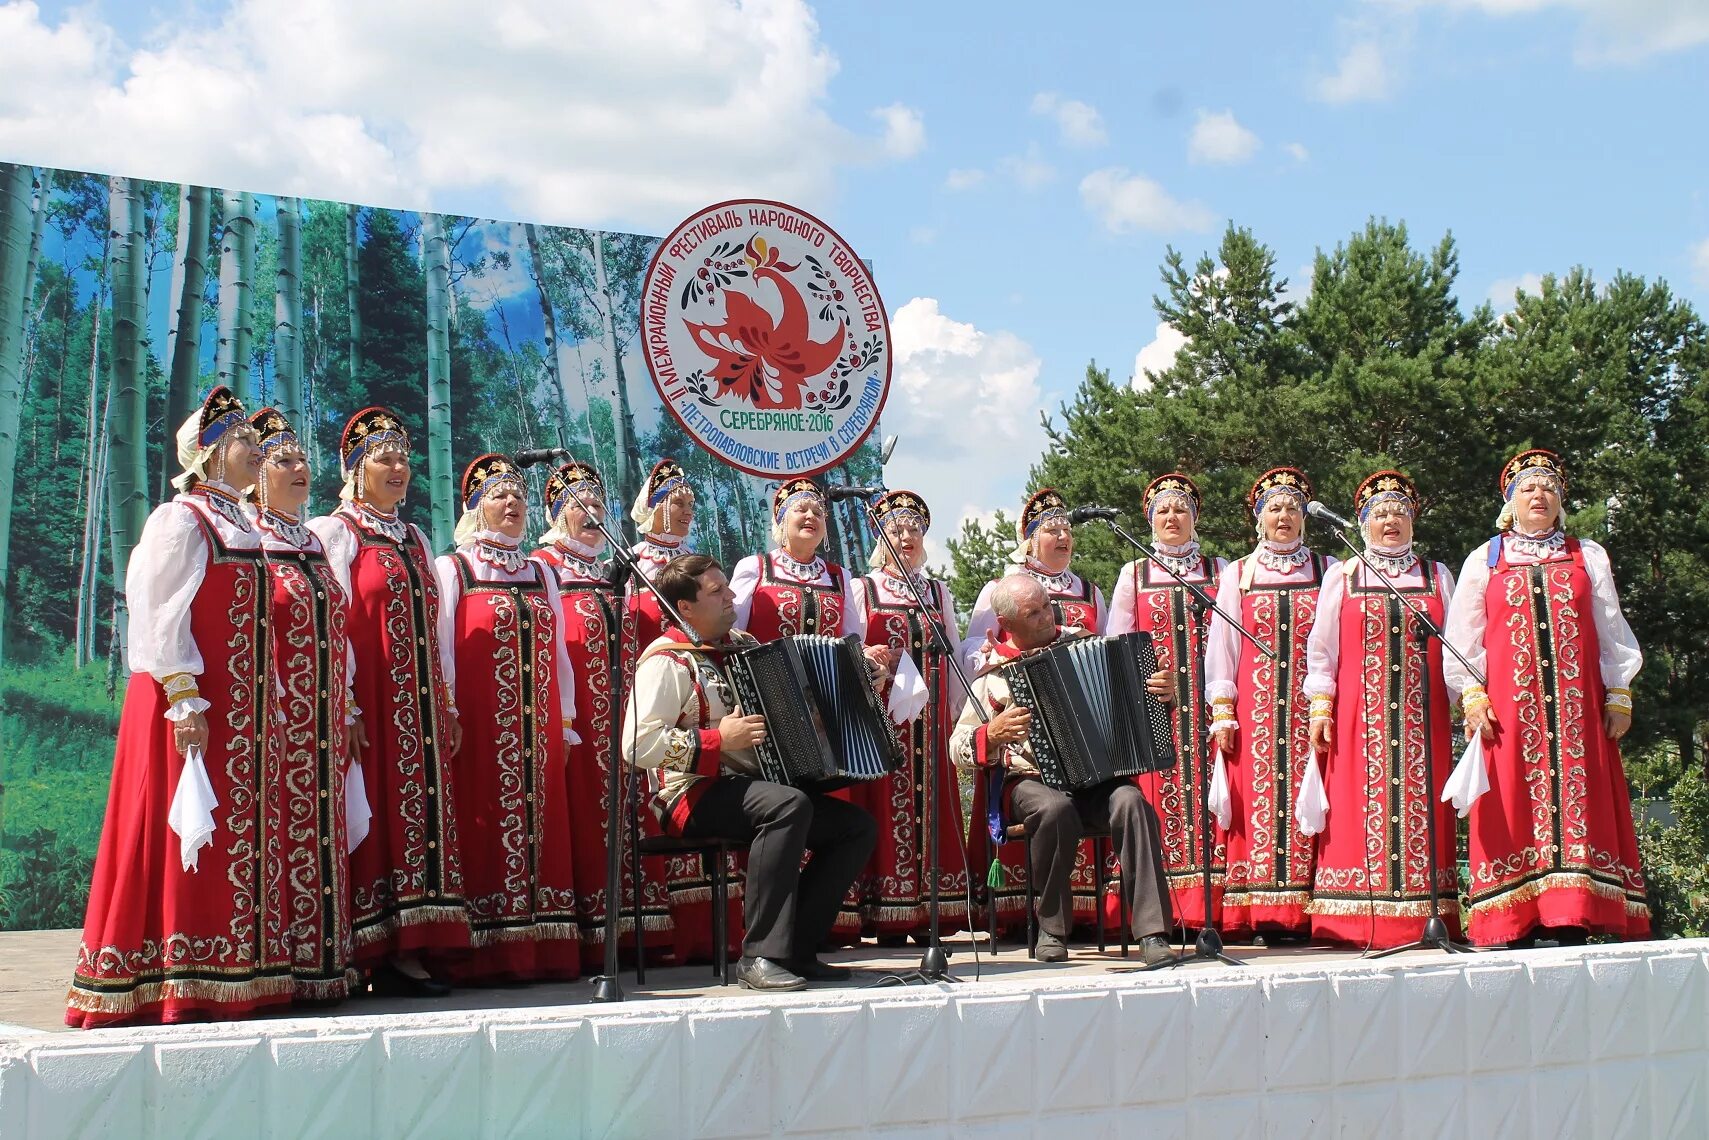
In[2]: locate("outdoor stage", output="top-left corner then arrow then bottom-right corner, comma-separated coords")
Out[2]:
3,928 -> 1707,1137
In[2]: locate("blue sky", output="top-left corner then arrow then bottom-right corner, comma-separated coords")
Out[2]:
4,0 -> 1707,544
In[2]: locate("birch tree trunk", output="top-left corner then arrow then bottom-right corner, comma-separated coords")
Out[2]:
345,204 -> 362,385
590,233 -> 640,508
164,184 -> 211,453
214,191 -> 258,400
107,176 -> 150,658
422,212 -> 454,551
75,237 -> 111,667
274,196 -> 304,426
523,223 -> 573,434
0,163 -> 38,664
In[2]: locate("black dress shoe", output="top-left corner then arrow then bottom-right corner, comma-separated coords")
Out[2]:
1138,935 -> 1176,966
785,956 -> 854,981
369,962 -> 452,998
735,956 -> 806,992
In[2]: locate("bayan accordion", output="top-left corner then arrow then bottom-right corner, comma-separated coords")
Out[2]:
1001,631 -> 1178,791
725,634 -> 904,790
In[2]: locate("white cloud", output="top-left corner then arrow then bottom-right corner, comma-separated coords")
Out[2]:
1001,144 -> 1056,190
1078,167 -> 1216,235
1284,141 -> 1310,163
872,102 -> 925,159
1314,39 -> 1394,103
0,0 -> 858,233
1487,272 -> 1546,310
944,167 -> 985,191
883,298 -> 1046,560
1690,240 -> 1709,288
1188,109 -> 1261,165
908,225 -> 936,245
1132,322 -> 1187,390
1029,91 -> 1107,148
1412,0 -> 1709,64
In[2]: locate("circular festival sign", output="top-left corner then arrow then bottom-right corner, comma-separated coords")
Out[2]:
640,199 -> 892,478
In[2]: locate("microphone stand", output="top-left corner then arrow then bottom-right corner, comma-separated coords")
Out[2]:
853,492 -> 989,987
1093,515 -> 1275,972
1309,515 -> 1482,958
548,462 -> 702,1003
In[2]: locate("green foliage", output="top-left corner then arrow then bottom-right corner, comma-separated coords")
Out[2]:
1638,764 -> 1709,938
1036,217 -> 1709,776
941,510 -> 1015,612
1,651 -> 119,929
0,828 -> 93,930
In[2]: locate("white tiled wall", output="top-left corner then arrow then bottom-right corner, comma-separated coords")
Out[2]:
3,943 -> 1706,1138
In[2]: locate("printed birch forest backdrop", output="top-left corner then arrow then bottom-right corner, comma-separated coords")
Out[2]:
0,161 -> 882,930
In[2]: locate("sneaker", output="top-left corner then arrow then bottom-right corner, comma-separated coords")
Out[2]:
1033,931 -> 1069,963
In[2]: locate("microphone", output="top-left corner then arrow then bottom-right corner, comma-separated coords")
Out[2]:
825,484 -> 886,502
1067,505 -> 1120,524
512,447 -> 572,468
1306,500 -> 1358,531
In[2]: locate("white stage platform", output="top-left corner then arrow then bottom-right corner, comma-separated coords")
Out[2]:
3,938 -> 1707,1138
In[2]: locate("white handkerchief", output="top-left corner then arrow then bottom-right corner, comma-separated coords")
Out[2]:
167,746 -> 218,872
1442,733 -> 1490,817
1295,755 -> 1329,836
345,759 -> 372,853
886,651 -> 929,724
1209,747 -> 1234,831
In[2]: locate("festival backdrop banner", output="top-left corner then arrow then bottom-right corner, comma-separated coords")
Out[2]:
0,161 -> 883,931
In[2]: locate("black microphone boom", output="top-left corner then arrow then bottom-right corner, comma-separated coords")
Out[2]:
825,484 -> 886,502
513,446 -> 573,468
1067,505 -> 1120,524
1305,500 -> 1358,531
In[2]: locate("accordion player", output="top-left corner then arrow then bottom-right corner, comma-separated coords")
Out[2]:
1001,631 -> 1178,791
724,634 -> 905,790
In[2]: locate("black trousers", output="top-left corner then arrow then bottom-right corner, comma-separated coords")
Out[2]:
681,776 -> 877,961
1007,776 -> 1172,941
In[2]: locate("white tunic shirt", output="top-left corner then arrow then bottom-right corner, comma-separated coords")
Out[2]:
432,532 -> 577,732
1303,555 -> 1457,699
1442,533 -> 1641,695
126,483 -> 260,689
729,549 -> 866,639
1204,546 -> 1324,708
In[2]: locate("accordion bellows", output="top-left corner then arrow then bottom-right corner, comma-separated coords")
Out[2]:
725,634 -> 904,790
1002,632 -> 1178,791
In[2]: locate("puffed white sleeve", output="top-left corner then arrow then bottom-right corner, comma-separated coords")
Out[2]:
1108,562 -> 1137,635
1443,544 -> 1492,698
729,554 -> 762,630
1578,540 -> 1643,690
1426,560 -> 1459,699
433,554 -> 461,696
960,579 -> 999,673
540,564 -> 580,739
849,576 -> 871,633
306,514 -> 356,602
1303,561 -> 1346,699
126,501 -> 212,696
840,569 -> 866,639
1204,566 -> 1244,707
1090,582 -> 1108,634
936,581 -> 969,713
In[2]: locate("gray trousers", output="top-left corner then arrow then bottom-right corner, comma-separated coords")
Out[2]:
682,776 -> 877,961
1007,776 -> 1172,941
